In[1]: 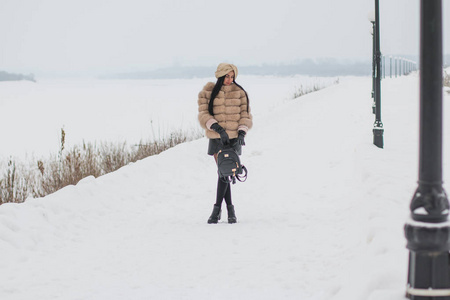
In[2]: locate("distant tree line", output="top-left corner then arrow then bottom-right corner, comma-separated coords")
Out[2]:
99,54 -> 450,80
99,59 -> 373,80
0,71 -> 36,82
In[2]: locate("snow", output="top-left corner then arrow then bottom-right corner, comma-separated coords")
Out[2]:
1,72 -> 450,300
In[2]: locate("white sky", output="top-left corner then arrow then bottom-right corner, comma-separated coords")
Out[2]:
0,0 -> 449,77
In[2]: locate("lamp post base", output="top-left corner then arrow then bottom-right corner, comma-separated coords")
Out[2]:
405,221 -> 450,300
373,123 -> 384,148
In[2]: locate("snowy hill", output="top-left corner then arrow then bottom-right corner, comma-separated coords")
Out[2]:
1,74 -> 449,300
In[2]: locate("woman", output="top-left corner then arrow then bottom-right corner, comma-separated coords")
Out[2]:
198,63 -> 252,224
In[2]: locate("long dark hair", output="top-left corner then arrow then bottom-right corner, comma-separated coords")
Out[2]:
208,76 -> 250,116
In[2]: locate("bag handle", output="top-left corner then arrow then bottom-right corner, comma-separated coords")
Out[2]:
236,165 -> 248,182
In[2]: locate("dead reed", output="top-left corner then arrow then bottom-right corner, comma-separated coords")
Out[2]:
1,128 -> 202,204
292,78 -> 339,99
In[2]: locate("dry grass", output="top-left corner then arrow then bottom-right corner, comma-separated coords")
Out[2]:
292,78 -> 339,99
1,128 -> 202,204
0,159 -> 28,204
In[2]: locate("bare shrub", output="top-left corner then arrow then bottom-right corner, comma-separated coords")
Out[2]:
0,159 -> 28,204
31,129 -> 95,197
80,142 -> 102,178
293,84 -> 321,99
34,159 -> 63,197
1,127 -> 203,204
292,78 -> 339,99
131,128 -> 200,162
100,141 -> 130,174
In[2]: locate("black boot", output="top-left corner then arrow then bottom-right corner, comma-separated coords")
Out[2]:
207,205 -> 221,224
227,205 -> 237,224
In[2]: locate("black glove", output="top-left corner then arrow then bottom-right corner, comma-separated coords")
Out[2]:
211,123 -> 230,145
237,130 -> 246,146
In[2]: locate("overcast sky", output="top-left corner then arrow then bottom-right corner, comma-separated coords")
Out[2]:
1,0 -> 449,77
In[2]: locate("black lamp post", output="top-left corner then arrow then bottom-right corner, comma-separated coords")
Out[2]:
404,0 -> 450,299
369,12 -> 376,114
390,56 -> 393,78
395,57 -> 398,78
372,0 -> 384,148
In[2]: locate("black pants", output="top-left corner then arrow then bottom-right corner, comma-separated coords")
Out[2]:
215,177 -> 232,206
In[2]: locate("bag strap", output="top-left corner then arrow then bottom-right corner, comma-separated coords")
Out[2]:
220,167 -> 246,184
236,165 -> 248,182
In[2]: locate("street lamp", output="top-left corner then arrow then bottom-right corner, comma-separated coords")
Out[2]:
405,0 -> 450,298
370,0 -> 383,148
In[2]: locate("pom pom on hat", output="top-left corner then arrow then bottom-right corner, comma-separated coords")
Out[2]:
215,63 -> 238,79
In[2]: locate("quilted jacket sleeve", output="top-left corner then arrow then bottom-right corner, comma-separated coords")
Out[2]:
238,90 -> 252,133
197,83 -> 216,130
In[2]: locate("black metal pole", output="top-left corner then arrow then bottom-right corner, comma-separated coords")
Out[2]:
412,0 -> 447,223
373,0 -> 384,148
371,21 -> 376,115
405,0 -> 450,299
395,57 -> 398,78
390,56 -> 392,78
400,58 -> 403,76
402,58 -> 404,76
400,58 -> 402,75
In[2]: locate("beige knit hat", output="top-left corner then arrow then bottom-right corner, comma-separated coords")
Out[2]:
215,63 -> 238,79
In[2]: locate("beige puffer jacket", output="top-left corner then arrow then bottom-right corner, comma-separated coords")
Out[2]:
198,82 -> 253,139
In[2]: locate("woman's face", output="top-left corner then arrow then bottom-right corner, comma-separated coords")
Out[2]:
223,71 -> 235,86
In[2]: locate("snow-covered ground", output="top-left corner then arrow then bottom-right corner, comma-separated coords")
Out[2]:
0,72 -> 449,300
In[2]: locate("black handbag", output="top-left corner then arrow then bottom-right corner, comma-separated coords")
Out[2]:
216,147 -> 248,184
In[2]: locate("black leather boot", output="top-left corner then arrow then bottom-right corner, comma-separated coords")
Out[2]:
227,205 -> 237,224
207,205 -> 221,224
